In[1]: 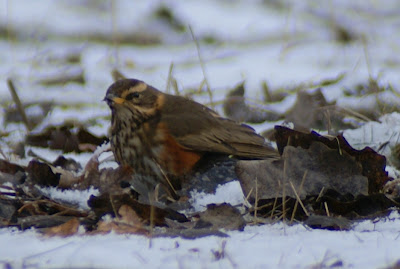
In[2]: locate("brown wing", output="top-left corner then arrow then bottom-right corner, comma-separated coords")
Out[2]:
161,94 -> 279,159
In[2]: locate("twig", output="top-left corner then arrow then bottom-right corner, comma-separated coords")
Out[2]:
7,78 -> 33,131
189,25 -> 214,108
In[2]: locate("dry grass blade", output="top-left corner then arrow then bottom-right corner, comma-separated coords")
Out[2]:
189,25 -> 214,108
324,110 -> 332,133
316,187 -> 325,202
111,68 -> 126,81
324,202 -> 330,217
148,192 -> 155,248
7,78 -> 33,131
243,187 -> 254,210
166,62 -> 175,94
282,154 -> 287,224
0,148 -> 9,161
253,177 -> 259,224
109,194 -> 119,218
289,181 -> 309,217
270,195 -> 279,219
111,0 -> 120,65
336,106 -> 374,123
270,185 -> 281,219
154,160 -> 177,199
290,170 -> 308,223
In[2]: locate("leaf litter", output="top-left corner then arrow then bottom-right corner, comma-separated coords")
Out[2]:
1,78 -> 399,238
1,1 -> 400,267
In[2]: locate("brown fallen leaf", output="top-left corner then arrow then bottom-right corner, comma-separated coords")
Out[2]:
236,142 -> 368,201
26,160 -> 60,187
285,89 -> 346,132
25,124 -> 107,153
223,81 -> 280,123
18,215 -> 79,230
95,205 -> 147,235
88,193 -> 188,226
304,215 -> 352,230
316,192 -> 396,217
52,156 -> 82,173
0,159 -> 25,175
45,218 -> 80,237
118,204 -> 144,227
0,196 -> 19,226
38,69 -> 85,86
18,199 -> 88,218
274,126 -> 389,193
197,203 -> 246,231
0,159 -> 26,185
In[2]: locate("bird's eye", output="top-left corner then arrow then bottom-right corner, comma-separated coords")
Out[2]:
125,92 -> 140,100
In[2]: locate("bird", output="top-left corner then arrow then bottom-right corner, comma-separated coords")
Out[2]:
104,78 -> 279,191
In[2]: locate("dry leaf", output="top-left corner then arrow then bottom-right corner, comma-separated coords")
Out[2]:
285,89 -> 345,131
26,124 -> 107,153
118,204 -> 144,227
26,160 -> 60,187
274,126 -> 389,193
95,205 -> 147,235
45,218 -> 80,237
236,142 -> 368,201
197,203 -> 246,231
223,81 -> 280,123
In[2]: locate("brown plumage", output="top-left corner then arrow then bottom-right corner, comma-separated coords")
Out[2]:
104,78 -> 278,184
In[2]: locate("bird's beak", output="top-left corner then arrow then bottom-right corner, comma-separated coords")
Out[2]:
104,94 -> 125,105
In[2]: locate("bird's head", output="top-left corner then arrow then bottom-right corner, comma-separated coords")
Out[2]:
104,79 -> 164,123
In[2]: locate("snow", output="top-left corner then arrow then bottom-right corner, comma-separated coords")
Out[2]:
1,213 -> 400,268
38,187 -> 99,210
189,181 -> 247,212
1,0 -> 400,268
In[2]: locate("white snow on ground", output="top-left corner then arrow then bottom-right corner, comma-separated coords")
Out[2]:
1,0 -> 400,268
189,181 -> 246,212
38,187 -> 99,211
1,212 -> 400,269
344,113 -> 400,152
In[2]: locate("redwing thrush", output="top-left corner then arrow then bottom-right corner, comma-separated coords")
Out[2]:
104,78 -> 278,186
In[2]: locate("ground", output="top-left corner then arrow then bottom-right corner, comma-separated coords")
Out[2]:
1,1 -> 400,268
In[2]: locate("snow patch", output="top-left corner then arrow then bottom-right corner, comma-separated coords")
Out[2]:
189,181 -> 246,212
38,186 -> 99,210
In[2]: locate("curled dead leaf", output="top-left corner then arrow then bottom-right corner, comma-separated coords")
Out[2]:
45,218 -> 80,237
95,205 -> 147,235
274,126 -> 389,193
